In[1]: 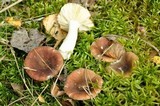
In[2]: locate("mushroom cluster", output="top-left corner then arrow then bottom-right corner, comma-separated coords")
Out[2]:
90,36 -> 139,77
23,2 -> 103,102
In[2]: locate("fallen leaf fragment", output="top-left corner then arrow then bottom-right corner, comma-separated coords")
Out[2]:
11,83 -> 24,96
61,99 -> 75,106
38,95 -> 45,103
152,56 -> 160,65
51,85 -> 64,97
10,28 -> 45,53
5,17 -> 22,28
68,0 -> 96,9
43,14 -> 67,48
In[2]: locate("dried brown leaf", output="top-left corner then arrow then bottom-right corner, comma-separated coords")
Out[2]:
10,28 -> 45,53
152,56 -> 160,65
68,0 -> 96,8
11,83 -> 24,96
43,14 -> 67,48
5,17 -> 22,28
61,99 -> 75,106
38,95 -> 45,103
51,85 -> 64,97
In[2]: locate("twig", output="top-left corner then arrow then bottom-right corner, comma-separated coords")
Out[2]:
10,47 -> 33,96
10,47 -> 40,105
0,0 -> 23,13
34,49 -> 54,73
31,84 -> 49,106
8,96 -> 28,106
141,39 -> 160,56
84,69 -> 93,98
51,62 -> 66,106
106,34 -> 160,56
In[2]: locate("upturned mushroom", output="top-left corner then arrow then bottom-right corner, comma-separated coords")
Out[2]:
90,37 -> 125,62
64,68 -> 103,100
57,3 -> 94,59
107,52 -> 139,77
24,46 -> 63,81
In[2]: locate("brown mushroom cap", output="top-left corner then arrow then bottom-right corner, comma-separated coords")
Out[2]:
24,46 -> 63,81
108,52 -> 139,77
64,68 -> 103,100
90,37 -> 125,62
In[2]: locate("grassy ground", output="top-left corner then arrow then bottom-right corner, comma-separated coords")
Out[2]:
0,0 -> 160,106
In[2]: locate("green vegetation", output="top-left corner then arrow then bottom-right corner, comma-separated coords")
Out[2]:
0,0 -> 160,105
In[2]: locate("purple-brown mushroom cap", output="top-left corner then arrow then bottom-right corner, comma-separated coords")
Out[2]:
64,68 -> 103,100
90,37 -> 125,62
24,46 -> 63,81
108,52 -> 139,77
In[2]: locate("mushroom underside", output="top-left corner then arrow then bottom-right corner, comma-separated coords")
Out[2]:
91,37 -> 125,62
108,52 -> 138,76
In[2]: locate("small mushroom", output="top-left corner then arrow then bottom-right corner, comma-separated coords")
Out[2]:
107,52 -> 139,77
24,46 -> 63,81
64,68 -> 103,100
57,3 -> 94,59
90,37 -> 125,62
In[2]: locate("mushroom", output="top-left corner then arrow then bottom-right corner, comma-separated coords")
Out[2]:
90,37 -> 125,62
24,46 -> 63,81
107,52 -> 139,77
64,68 -> 103,100
57,3 -> 94,59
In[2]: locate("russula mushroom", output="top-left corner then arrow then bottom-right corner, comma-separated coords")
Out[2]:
90,37 -> 125,62
107,52 -> 139,77
57,3 -> 94,59
24,46 -> 63,81
64,68 -> 103,100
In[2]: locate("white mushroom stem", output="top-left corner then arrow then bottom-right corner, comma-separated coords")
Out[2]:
59,20 -> 80,59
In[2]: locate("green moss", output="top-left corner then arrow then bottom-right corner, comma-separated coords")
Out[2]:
0,0 -> 160,105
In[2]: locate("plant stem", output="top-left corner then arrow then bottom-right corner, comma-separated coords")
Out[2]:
59,20 -> 80,59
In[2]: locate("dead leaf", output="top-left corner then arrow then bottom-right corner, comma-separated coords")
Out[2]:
10,28 -> 45,53
51,85 -> 64,97
38,95 -> 45,103
152,56 -> 160,65
11,83 -> 24,96
5,17 -> 22,28
61,99 -> 75,106
68,0 -> 97,9
43,14 -> 67,48
149,50 -> 158,60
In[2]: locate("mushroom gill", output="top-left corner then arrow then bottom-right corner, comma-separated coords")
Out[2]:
90,37 -> 125,62
107,52 -> 139,77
